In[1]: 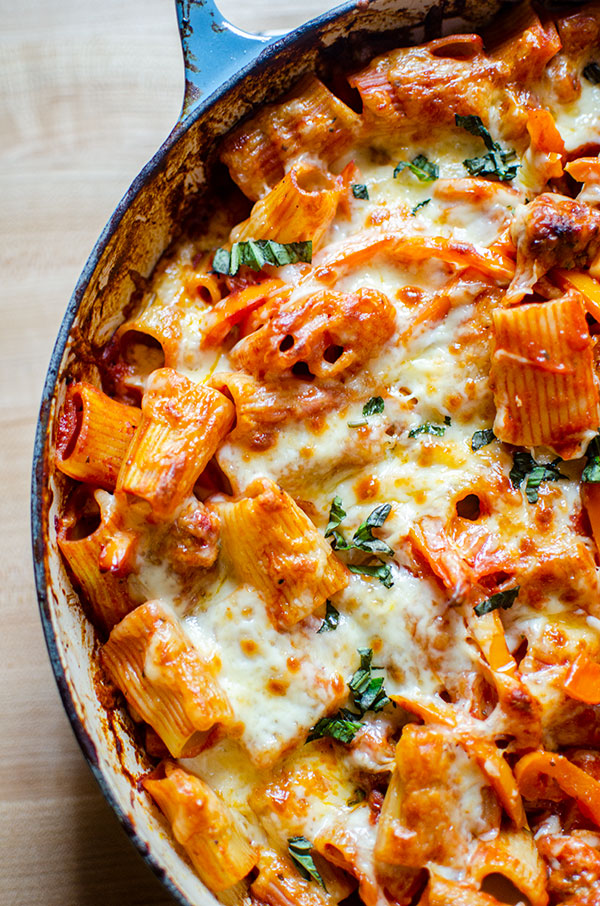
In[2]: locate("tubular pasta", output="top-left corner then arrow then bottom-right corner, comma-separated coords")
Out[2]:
250,848 -> 335,906
57,489 -> 140,632
216,477 -> 348,629
102,600 -> 233,757
230,287 -> 396,380
220,75 -> 361,201
231,163 -> 345,250
143,761 -> 257,891
375,724 -> 499,870
117,368 -> 235,520
55,382 -> 141,489
425,875 -> 506,906
490,292 -> 600,459
348,35 -> 494,132
468,829 -> 549,906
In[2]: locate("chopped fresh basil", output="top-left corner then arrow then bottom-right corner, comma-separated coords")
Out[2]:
352,183 -> 370,200
348,562 -> 394,588
455,113 -> 518,182
317,601 -> 340,633
582,435 -> 600,482
363,396 -> 385,416
326,499 -> 394,586
408,418 -> 449,438
287,837 -> 327,890
328,529 -> 351,551
394,154 -> 439,183
351,503 -> 394,556
348,396 -> 385,427
411,198 -> 431,215
211,247 -> 230,274
524,463 -> 566,504
212,239 -> 312,276
474,586 -> 520,617
325,496 -> 346,536
307,710 -> 362,743
347,788 -> 366,806
509,451 -> 567,504
509,450 -> 536,488
348,648 -> 392,715
583,62 -> 600,84
455,113 -> 496,147
471,428 -> 496,452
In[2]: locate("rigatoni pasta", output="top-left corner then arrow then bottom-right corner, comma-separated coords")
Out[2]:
54,4 -> 600,904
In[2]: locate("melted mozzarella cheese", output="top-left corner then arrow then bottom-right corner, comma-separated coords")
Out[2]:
123,57 -> 600,900
550,79 -> 600,153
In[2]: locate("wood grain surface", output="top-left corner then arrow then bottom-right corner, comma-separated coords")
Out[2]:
0,0 -> 337,903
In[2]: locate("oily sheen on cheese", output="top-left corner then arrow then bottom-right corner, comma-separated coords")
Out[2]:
55,4 -> 600,904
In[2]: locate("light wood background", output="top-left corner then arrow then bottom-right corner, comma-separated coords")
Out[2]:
0,1 -> 338,903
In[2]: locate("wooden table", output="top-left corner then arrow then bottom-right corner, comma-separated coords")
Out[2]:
0,1 -> 336,902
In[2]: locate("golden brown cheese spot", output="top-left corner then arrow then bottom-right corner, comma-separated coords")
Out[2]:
240,639 -> 259,656
267,678 -> 290,696
355,475 -> 380,501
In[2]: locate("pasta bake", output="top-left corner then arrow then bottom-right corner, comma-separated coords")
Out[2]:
54,3 -> 600,903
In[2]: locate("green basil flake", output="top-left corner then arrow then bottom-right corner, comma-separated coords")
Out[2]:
463,149 -> 519,182
394,154 -> 439,183
352,503 -> 394,556
455,114 -> 496,149
509,451 -> 566,504
347,788 -> 366,806
411,198 -> 431,215
348,419 -> 368,428
471,428 -> 496,452
352,183 -> 370,200
509,450 -> 536,488
363,396 -> 385,417
583,62 -> 600,84
328,529 -> 351,551
348,648 -> 392,715
582,435 -> 600,483
317,601 -> 340,633
348,562 -> 394,587
455,113 -> 518,182
307,711 -> 362,744
212,239 -> 312,276
325,496 -> 346,537
287,837 -> 327,890
408,421 -> 446,438
211,247 -> 231,274
474,586 -> 520,617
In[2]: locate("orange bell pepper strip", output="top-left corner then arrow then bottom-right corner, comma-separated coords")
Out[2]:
320,233 -> 515,282
552,268 -> 600,323
468,609 -> 517,676
564,651 -> 600,705
515,750 -> 600,826
565,156 -> 600,185
200,278 -> 286,347
462,737 -> 526,828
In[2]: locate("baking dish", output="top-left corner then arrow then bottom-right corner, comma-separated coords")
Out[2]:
30,1 -> 513,903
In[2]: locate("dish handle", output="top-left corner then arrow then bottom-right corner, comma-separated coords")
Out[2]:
175,0 -> 275,116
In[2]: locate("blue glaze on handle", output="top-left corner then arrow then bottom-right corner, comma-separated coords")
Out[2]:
175,0 -> 275,115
